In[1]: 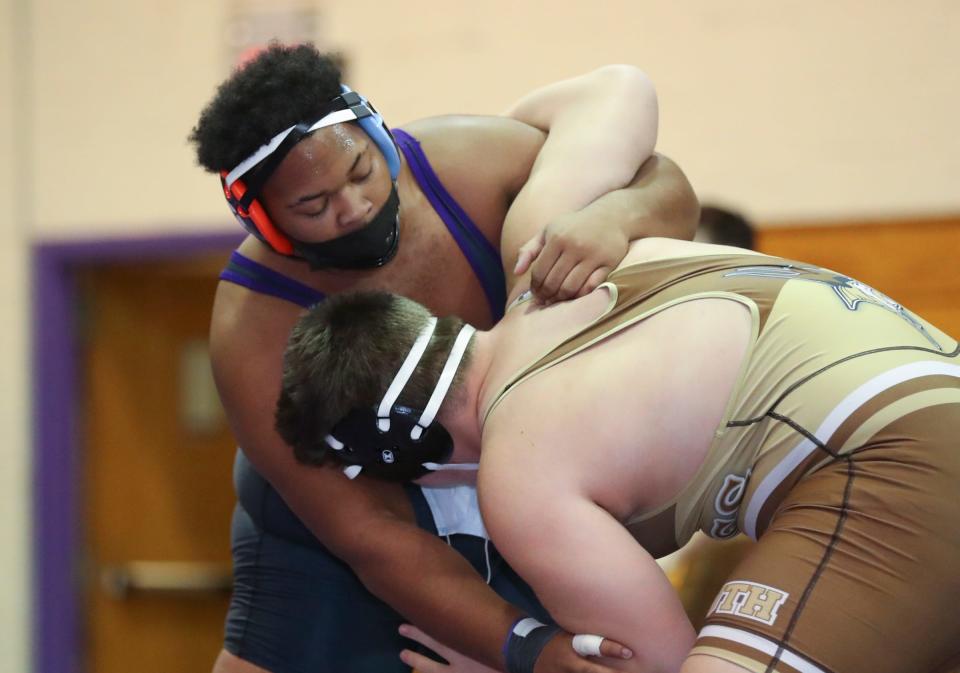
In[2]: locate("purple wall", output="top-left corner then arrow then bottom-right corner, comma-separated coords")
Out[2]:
32,231 -> 243,673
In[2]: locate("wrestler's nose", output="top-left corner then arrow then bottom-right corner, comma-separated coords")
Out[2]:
335,185 -> 371,228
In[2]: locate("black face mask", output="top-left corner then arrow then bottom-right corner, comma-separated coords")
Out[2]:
291,184 -> 400,270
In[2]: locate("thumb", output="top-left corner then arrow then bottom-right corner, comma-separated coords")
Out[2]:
514,230 -> 546,275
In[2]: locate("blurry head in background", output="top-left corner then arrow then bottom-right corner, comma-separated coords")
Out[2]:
694,205 -> 755,250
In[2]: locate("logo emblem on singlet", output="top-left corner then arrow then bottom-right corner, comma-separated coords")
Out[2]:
708,580 -> 790,626
710,472 -> 749,539
724,265 -> 943,350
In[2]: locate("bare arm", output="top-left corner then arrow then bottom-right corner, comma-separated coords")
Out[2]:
503,153 -> 699,304
500,66 -> 698,303
504,64 -> 659,215
479,442 -> 696,673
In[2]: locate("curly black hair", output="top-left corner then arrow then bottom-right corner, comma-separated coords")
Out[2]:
189,42 -> 343,173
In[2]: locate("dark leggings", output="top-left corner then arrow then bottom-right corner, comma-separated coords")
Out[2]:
225,451 -> 547,673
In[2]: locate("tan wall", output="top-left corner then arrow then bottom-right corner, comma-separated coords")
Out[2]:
4,1 -> 959,671
321,1 -> 960,223
0,0 -> 31,668
29,0 -> 230,236
25,0 -> 960,238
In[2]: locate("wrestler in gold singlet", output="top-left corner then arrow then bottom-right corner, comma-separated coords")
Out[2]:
483,252 -> 960,673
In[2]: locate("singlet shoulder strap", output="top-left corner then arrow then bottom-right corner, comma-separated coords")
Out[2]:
220,251 -> 326,308
393,128 -> 506,321
482,253 -> 786,426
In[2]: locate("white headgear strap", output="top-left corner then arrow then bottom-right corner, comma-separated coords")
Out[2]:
340,318 -> 476,479
224,108 -> 362,187
377,320 -> 476,440
412,324 -> 475,440
376,317 -> 438,432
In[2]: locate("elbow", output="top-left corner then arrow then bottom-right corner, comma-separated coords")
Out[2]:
592,64 -> 656,99
633,625 -> 695,673
593,64 -> 658,114
651,153 -> 701,241
664,619 -> 698,672
593,64 -> 659,165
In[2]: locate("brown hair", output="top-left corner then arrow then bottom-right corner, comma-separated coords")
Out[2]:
275,291 -> 471,465
697,205 -> 755,250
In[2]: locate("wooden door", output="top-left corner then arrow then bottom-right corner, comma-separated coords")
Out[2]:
79,255 -> 237,673
757,216 -> 960,337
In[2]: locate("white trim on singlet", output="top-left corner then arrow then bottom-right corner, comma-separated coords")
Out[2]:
698,625 -> 828,673
742,360 -> 960,539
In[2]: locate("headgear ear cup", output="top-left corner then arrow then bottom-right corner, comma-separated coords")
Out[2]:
220,172 -> 295,254
326,321 -> 476,481
327,405 -> 453,481
340,84 -> 401,181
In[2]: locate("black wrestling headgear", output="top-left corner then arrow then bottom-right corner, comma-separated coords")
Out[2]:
325,317 -> 478,481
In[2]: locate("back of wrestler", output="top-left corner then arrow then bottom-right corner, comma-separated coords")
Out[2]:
473,237 -> 960,673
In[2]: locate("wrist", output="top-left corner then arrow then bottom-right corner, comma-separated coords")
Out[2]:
502,616 -> 561,673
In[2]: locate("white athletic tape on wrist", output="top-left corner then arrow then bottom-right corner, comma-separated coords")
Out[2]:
504,618 -> 559,673
572,634 -> 605,657
513,617 -> 546,637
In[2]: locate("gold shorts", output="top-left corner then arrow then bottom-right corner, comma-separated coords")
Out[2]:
692,401 -> 960,673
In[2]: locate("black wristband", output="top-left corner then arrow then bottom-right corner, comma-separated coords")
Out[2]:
504,617 -> 561,673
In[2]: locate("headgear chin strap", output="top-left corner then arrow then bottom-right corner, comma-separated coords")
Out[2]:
325,318 -> 478,481
220,85 -> 403,268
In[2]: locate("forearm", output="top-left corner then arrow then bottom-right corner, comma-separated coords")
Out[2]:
578,153 -> 700,243
346,517 -> 521,671
246,442 -> 523,669
505,65 -> 658,228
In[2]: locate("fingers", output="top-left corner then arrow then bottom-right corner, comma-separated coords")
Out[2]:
514,231 -> 546,275
566,654 -> 635,673
572,634 -> 605,657
572,634 -> 632,660
575,267 -> 611,298
399,624 -> 445,655
536,635 -> 631,673
532,253 -> 580,303
399,648 -> 445,673
583,660 -> 630,673
529,242 -> 563,301
529,232 -> 615,303
534,259 -> 611,304
598,637 -> 632,660
525,217 -> 626,303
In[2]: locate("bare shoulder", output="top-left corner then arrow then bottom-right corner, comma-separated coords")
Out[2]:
399,115 -> 545,224
402,114 -> 545,170
208,281 -> 303,443
616,237 -> 767,270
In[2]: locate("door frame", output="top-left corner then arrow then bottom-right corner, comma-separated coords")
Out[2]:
32,230 -> 244,673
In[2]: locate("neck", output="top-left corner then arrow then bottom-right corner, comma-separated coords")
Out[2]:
436,326 -> 500,464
